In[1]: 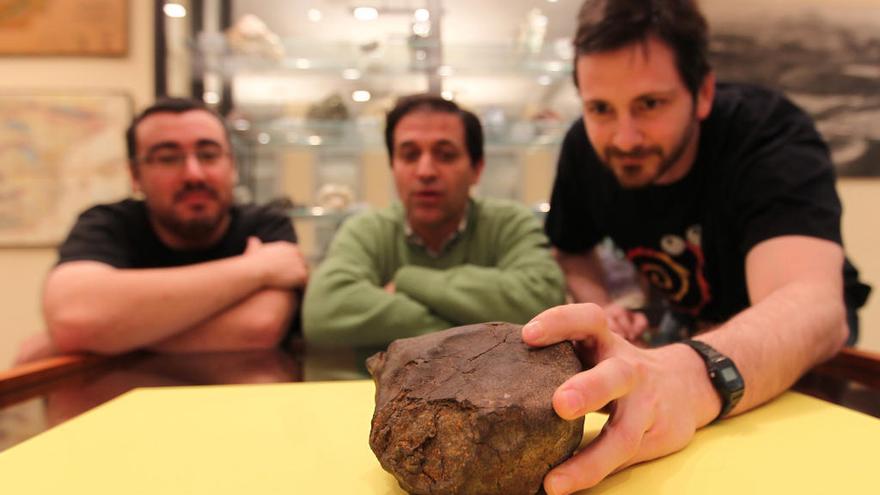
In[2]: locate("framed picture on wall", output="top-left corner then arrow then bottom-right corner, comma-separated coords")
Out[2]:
0,0 -> 128,56
703,0 -> 880,177
0,93 -> 133,247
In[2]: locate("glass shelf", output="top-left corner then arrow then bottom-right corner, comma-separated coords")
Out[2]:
193,34 -> 573,78
229,117 -> 569,150
289,205 -> 366,220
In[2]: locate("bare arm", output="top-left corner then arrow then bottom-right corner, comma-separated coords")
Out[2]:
14,332 -> 61,366
44,239 -> 308,355
555,248 -> 611,304
699,235 -> 847,413
523,236 -> 846,494
149,289 -> 298,353
556,248 -> 648,341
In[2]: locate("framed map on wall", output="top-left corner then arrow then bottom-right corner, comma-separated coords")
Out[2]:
0,93 -> 133,247
0,0 -> 128,56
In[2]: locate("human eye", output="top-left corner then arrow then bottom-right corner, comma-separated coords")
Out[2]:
433,145 -> 461,163
635,96 -> 666,114
396,145 -> 421,164
149,150 -> 184,167
195,146 -> 224,164
584,101 -> 613,120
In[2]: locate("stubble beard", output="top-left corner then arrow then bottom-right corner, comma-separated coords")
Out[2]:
603,117 -> 698,190
153,184 -> 231,246
154,210 -> 227,244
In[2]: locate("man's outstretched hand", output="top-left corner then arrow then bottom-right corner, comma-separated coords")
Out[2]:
522,303 -> 720,495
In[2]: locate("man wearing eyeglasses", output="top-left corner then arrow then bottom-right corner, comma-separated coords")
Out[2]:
33,98 -> 308,357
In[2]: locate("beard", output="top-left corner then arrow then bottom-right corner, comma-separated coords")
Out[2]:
602,117 -> 698,189
152,183 -> 230,245
154,213 -> 225,243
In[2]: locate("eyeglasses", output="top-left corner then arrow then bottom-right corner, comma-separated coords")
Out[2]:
138,146 -> 230,169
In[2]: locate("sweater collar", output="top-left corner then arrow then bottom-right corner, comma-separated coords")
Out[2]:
402,200 -> 472,257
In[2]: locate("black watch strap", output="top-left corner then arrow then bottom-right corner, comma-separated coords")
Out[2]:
682,339 -> 745,422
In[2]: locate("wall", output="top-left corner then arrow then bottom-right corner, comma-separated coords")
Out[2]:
0,1 -> 154,369
838,179 -> 880,351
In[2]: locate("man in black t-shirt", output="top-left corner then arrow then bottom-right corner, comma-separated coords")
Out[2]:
23,98 -> 308,361
520,1 -> 871,494
547,84 -> 870,343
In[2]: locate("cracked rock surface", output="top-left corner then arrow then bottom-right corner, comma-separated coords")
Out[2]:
367,322 -> 584,495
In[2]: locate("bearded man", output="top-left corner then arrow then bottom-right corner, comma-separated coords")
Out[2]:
38,98 -> 308,356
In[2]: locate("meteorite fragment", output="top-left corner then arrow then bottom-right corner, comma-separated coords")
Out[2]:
367,322 -> 584,495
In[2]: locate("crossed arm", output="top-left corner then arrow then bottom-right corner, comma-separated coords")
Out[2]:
43,238 -> 307,355
302,210 -> 565,348
301,226 -> 454,348
529,236 -> 847,494
390,225 -> 566,326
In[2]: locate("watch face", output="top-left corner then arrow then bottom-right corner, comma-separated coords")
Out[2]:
720,366 -> 740,383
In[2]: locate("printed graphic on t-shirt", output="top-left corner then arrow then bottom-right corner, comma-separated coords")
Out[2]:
626,225 -> 711,315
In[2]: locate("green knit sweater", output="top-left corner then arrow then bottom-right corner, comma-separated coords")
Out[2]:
302,197 -> 565,348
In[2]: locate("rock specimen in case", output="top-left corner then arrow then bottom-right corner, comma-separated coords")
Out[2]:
367,322 -> 584,495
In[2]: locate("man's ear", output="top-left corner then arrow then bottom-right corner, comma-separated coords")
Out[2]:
696,71 -> 716,121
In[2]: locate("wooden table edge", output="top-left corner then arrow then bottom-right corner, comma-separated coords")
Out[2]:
0,354 -> 107,397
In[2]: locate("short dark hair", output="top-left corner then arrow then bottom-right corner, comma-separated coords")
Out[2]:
384,94 -> 484,168
125,97 -> 229,162
573,0 -> 711,98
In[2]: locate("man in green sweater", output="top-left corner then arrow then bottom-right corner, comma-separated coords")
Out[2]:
302,94 -> 565,348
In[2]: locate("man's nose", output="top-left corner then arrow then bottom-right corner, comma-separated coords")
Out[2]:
415,154 -> 437,180
181,153 -> 207,180
611,115 -> 644,151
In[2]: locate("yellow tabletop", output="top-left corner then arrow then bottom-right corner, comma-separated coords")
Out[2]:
0,380 -> 876,494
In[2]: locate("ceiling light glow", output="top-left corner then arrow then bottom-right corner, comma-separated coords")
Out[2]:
163,3 -> 187,18
414,9 -> 430,22
352,90 -> 372,102
353,7 -> 379,21
203,91 -> 220,104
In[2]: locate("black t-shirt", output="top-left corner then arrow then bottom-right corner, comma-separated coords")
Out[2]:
546,82 -> 870,327
58,199 -> 297,268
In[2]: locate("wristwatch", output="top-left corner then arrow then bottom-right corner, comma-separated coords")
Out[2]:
681,339 -> 744,422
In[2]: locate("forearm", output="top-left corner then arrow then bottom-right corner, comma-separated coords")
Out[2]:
44,258 -> 267,354
692,280 -> 846,421
150,289 -> 297,353
303,275 -> 453,348
555,248 -> 611,304
394,263 -> 566,325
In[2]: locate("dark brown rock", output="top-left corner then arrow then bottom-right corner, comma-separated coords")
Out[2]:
367,322 -> 584,495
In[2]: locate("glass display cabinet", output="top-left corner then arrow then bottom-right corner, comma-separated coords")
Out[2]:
163,0 -> 583,262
